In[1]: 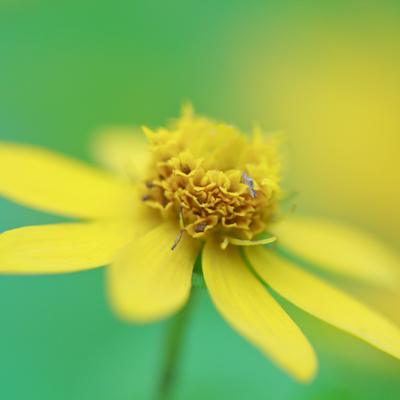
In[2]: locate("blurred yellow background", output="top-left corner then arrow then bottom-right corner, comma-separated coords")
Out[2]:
226,2 -> 400,249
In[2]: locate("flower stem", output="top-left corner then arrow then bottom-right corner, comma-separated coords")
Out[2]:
157,289 -> 201,400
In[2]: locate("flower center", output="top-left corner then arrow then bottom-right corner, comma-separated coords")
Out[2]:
140,106 -> 281,242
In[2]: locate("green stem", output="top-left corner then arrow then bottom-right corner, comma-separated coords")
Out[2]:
157,289 -> 200,400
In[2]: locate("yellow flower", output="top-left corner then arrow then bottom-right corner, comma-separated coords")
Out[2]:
0,105 -> 400,383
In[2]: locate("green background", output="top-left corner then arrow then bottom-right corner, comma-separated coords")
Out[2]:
1,1 -> 400,399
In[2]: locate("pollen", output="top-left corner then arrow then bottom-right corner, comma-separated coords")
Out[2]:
140,105 -> 281,242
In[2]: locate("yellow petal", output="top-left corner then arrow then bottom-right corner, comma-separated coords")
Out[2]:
90,128 -> 150,179
203,238 -> 317,382
0,218 -> 153,274
220,235 -> 277,249
0,142 -> 135,218
274,216 -> 400,288
246,246 -> 400,361
107,222 -> 201,323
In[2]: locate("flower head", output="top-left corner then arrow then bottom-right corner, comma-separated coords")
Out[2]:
1,106 -> 400,382
140,104 -> 280,245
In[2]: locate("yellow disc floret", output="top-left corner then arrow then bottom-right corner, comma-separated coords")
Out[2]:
140,105 -> 281,244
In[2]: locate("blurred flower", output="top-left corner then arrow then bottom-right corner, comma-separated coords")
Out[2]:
0,106 -> 399,382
